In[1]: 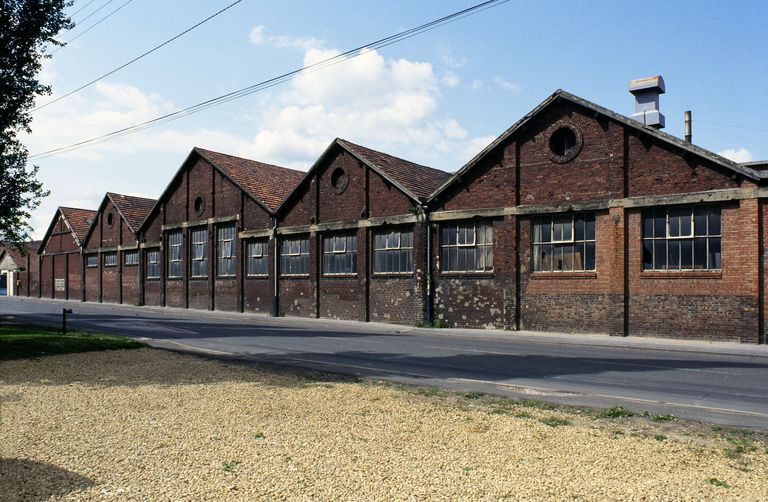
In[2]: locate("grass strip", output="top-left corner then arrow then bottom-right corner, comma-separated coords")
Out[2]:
0,323 -> 146,360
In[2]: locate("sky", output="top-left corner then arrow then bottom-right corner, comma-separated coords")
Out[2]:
23,0 -> 768,239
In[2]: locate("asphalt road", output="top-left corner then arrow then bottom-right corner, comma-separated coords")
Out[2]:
3,296 -> 768,430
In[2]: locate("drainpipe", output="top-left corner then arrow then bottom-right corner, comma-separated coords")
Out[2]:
423,205 -> 433,326
272,217 -> 279,317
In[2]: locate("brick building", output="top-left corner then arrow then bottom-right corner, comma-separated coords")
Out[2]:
37,207 -> 97,300
0,241 -> 39,296
137,147 -> 305,312
274,138 -> 450,323
21,82 -> 768,343
428,87 -> 765,343
81,193 -> 156,305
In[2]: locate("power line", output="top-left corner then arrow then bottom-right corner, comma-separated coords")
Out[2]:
52,0 -> 134,54
29,0 -> 508,160
69,0 -> 101,19
69,0 -> 117,28
696,119 -> 768,134
35,0 -> 244,112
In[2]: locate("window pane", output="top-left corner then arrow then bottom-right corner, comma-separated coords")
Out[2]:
668,214 -> 680,237
654,211 -> 665,239
561,244 -> 574,271
533,244 -> 542,271
681,239 -> 693,269
533,220 -> 542,244
585,214 -> 596,241
575,215 -> 585,241
708,210 -> 721,236
668,240 -> 680,270
694,208 -> 707,236
654,240 -> 667,270
585,242 -> 596,271
680,212 -> 692,237
573,242 -> 585,270
554,245 -> 564,271
541,244 -> 553,272
553,221 -> 563,241
709,237 -> 721,269
694,238 -> 707,269
642,210 -> 653,238
642,240 -> 653,270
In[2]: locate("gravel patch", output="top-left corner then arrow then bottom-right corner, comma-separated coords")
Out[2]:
1,348 -> 767,500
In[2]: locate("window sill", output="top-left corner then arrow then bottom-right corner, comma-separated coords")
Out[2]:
245,275 -> 269,280
189,277 -> 208,281
439,272 -> 494,278
322,274 -> 358,279
280,275 -> 309,279
372,273 -> 415,279
640,270 -> 723,279
531,272 -> 597,280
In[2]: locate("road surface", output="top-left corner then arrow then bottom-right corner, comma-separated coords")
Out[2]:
3,296 -> 768,429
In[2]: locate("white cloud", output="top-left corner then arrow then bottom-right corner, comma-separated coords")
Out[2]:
439,52 -> 466,69
249,25 -> 324,51
240,46 -> 487,170
469,79 -> 483,91
249,25 -> 264,44
493,77 -> 521,93
441,71 -> 460,88
718,148 -> 754,163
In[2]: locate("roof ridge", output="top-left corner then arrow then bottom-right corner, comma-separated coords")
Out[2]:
194,146 -> 302,173
337,138 -> 448,174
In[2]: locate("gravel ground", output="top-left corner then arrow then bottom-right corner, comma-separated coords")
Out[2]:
1,348 -> 767,501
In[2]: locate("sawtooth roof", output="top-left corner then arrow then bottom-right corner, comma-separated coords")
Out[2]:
106,193 -> 157,233
430,89 -> 763,200
337,139 -> 452,200
196,148 -> 305,212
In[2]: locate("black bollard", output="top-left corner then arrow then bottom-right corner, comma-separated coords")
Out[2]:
62,308 -> 73,335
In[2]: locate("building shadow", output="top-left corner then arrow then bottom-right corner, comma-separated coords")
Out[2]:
0,458 -> 95,500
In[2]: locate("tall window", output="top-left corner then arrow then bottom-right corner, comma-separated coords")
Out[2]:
124,250 -> 139,266
103,252 -> 117,267
190,227 -> 208,278
280,236 -> 309,276
440,220 -> 493,272
85,254 -> 98,268
146,249 -> 160,279
323,233 -> 357,275
642,206 -> 721,271
374,228 -> 413,274
246,240 -> 268,277
167,230 -> 183,278
217,225 -> 237,277
533,213 -> 596,272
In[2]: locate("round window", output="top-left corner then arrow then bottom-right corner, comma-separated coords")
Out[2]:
330,167 -> 349,194
545,122 -> 583,163
106,212 -> 114,227
193,196 -> 205,216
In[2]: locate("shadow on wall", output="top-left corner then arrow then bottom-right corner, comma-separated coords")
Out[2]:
0,458 -> 95,500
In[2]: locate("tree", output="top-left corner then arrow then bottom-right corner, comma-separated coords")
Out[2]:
0,0 -> 71,242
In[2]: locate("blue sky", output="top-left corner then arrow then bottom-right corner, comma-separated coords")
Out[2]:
25,0 -> 768,238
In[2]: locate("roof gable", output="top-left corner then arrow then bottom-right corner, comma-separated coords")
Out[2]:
138,148 -> 303,234
38,207 -> 96,254
196,148 -> 304,212
276,138 -> 450,215
430,89 -> 762,200
82,192 -> 157,246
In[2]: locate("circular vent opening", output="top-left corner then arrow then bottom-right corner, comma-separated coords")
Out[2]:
106,213 -> 114,227
549,127 -> 577,157
330,167 -> 349,194
194,196 -> 205,216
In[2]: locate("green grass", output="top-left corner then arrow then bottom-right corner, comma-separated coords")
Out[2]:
598,406 -> 634,419
707,478 -> 730,489
0,323 -> 146,360
539,416 -> 571,427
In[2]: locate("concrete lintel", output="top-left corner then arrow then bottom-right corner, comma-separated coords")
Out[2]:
364,214 -> 419,227
239,228 -> 273,239
615,188 -> 754,209
140,241 -> 162,249
516,200 -> 610,215
430,207 -> 511,222
161,214 -> 239,231
276,225 -> 312,236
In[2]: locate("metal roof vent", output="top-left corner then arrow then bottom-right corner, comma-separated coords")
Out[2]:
629,75 -> 665,129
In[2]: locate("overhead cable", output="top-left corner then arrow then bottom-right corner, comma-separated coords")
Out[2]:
35,0 -> 244,111
29,0 -> 508,160
52,0 -> 135,54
